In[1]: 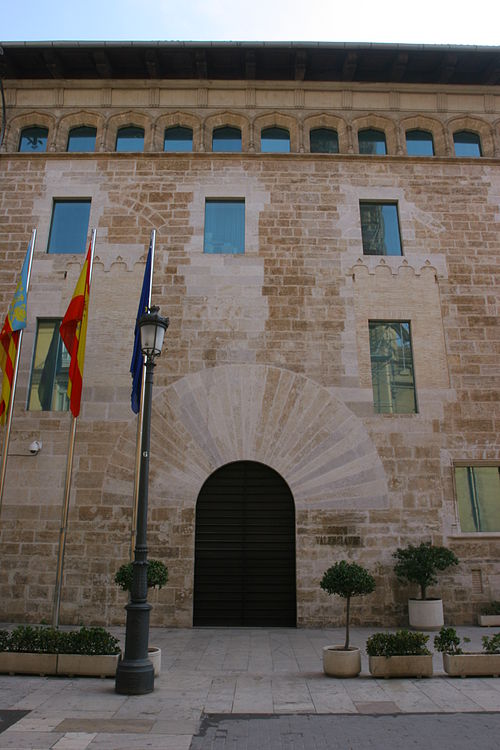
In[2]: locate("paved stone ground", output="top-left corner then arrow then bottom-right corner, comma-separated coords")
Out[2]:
0,626 -> 499,749
190,713 -> 500,749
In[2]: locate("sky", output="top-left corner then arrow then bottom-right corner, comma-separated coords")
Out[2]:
2,0 -> 500,46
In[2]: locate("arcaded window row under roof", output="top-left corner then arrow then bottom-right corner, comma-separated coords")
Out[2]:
17,124 -> 485,158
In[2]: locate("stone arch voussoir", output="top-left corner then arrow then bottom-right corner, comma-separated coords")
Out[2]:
399,114 -> 447,156
104,364 -> 389,513
303,113 -> 349,153
203,111 -> 251,152
153,111 -> 202,151
104,110 -> 153,152
4,111 -> 56,153
55,110 -> 105,152
353,113 -> 398,155
253,112 -> 299,153
447,115 -> 495,157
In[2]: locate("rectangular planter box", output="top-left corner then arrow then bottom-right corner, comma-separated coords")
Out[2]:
0,653 -> 120,677
478,615 -> 500,627
57,653 -> 121,677
0,652 -> 57,676
443,653 -> 500,677
369,655 -> 433,679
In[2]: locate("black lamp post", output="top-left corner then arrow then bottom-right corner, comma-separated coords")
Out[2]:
115,305 -> 169,695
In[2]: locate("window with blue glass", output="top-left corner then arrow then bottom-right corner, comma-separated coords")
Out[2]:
67,126 -> 97,153
360,202 -> 402,256
28,319 -> 69,412
18,126 -> 48,153
369,321 -> 417,414
212,126 -> 242,152
358,128 -> 387,155
115,126 -> 144,152
406,129 -> 434,156
47,200 -> 91,254
261,127 -> 290,153
310,128 -> 339,154
164,126 -> 193,152
453,130 -> 482,157
204,200 -> 245,254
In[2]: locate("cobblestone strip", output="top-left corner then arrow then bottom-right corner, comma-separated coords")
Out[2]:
190,712 -> 500,750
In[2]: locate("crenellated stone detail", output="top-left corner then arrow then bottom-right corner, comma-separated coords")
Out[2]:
349,258 -> 439,280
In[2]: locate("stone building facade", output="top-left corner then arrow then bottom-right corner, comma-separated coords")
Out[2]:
0,42 -> 499,628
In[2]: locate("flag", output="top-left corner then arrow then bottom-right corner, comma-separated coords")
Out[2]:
0,244 -> 30,425
59,243 -> 92,418
130,244 -> 152,413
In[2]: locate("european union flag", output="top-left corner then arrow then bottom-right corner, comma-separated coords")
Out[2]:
130,245 -> 152,414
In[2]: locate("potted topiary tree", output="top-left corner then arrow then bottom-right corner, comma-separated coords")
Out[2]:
114,559 -> 168,676
320,560 -> 376,677
393,542 -> 458,630
114,559 -> 168,592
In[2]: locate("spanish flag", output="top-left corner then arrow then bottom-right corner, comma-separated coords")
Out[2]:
59,243 -> 92,418
0,245 -> 30,425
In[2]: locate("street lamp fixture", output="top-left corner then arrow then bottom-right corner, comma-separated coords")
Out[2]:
115,305 -> 169,695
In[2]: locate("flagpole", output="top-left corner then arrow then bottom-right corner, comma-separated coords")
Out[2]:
130,229 -> 156,559
53,228 -> 96,627
0,229 -> 37,515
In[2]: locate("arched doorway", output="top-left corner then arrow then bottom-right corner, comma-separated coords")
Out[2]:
193,461 -> 296,627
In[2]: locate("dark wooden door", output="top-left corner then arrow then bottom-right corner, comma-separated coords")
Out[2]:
193,461 -> 296,626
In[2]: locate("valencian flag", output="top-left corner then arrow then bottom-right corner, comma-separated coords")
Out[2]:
130,243 -> 152,413
59,243 -> 92,418
0,245 -> 30,425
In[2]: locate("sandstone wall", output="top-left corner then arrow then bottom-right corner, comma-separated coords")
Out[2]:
0,146 -> 499,627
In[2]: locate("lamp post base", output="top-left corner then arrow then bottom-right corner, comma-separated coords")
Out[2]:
115,657 -> 154,695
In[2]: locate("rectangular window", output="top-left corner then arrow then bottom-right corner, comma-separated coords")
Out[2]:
455,466 -> 500,533
28,319 -> 69,412
360,202 -> 402,256
204,199 -> 245,254
47,199 -> 91,254
369,321 -> 417,414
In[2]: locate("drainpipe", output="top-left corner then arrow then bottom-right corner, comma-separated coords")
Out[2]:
0,47 -> 6,148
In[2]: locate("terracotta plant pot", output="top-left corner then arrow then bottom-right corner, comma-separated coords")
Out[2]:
368,654 -> 433,678
408,598 -> 443,630
323,646 -> 361,677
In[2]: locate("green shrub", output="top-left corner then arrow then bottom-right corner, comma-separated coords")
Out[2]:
434,627 -> 470,655
0,625 -> 120,655
434,626 -> 500,655
0,630 -> 10,652
392,542 -> 459,600
320,560 -> 376,650
114,559 -> 168,592
482,633 -> 500,654
58,627 -> 121,656
366,630 -> 430,657
7,625 -> 60,654
481,601 -> 500,616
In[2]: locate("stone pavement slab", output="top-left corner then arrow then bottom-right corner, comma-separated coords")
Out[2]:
0,626 -> 499,749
